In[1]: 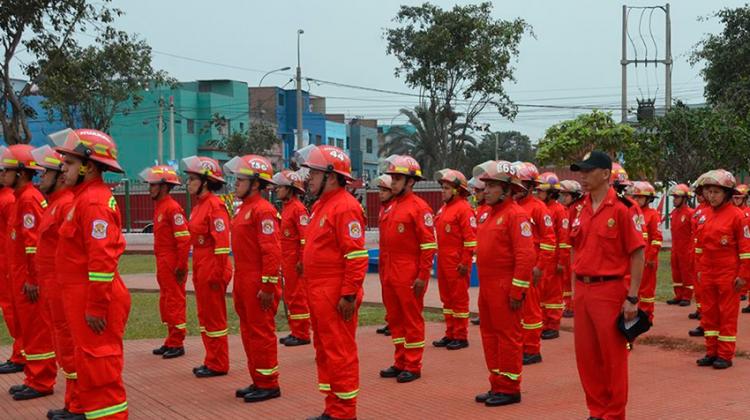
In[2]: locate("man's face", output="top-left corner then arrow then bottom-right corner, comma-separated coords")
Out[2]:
390,174 -> 408,195
1,168 -> 16,188
440,183 -> 455,203
560,192 -> 573,206
307,169 -> 324,195
535,189 -> 548,201
276,185 -> 290,201
378,187 -> 393,203
580,168 -> 609,192
234,177 -> 251,198
186,173 -> 202,195
148,183 -> 162,200
705,185 -> 728,207
672,195 -> 685,207
484,180 -> 507,205
732,195 -> 746,207
633,195 -> 648,208
39,170 -> 59,194
61,155 -> 83,187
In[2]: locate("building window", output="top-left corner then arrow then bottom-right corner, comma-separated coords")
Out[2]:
239,122 -> 244,132
328,137 -> 334,145
315,134 -> 322,145
366,138 -> 373,153
337,138 -> 344,149
187,119 -> 195,134
278,93 -> 285,106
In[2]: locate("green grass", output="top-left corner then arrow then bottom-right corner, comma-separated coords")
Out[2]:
118,254 -> 158,274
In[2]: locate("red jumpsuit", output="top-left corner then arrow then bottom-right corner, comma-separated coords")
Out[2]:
38,189 -> 78,412
379,191 -> 436,373
435,197 -> 476,341
280,195 -> 310,340
693,203 -> 709,314
517,195 -> 556,355
57,178 -> 131,419
563,201 -> 583,312
232,193 -> 282,389
188,192 -> 232,373
303,187 -> 368,420
153,196 -> 190,348
669,204 -> 694,302
694,203 -> 750,361
638,206 -> 663,322
9,183 -> 56,392
542,199 -> 569,331
0,187 -> 22,365
477,198 -> 535,395
569,188 -> 645,420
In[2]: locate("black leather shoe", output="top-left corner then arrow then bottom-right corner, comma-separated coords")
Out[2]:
541,330 -> 560,340
678,300 -> 691,307
192,365 -> 205,374
236,384 -> 257,398
12,386 -> 52,400
475,391 -> 496,403
162,347 -> 185,359
47,408 -> 70,419
713,357 -> 733,369
743,305 -> 750,314
193,366 -> 227,378
688,326 -> 704,337
376,325 -> 389,335
696,355 -> 716,366
284,336 -> 311,347
446,339 -> 469,350
8,384 -> 26,394
0,361 -> 24,374
379,366 -> 402,378
484,392 -> 521,406
688,311 -> 701,320
522,353 -> 542,365
562,309 -> 574,318
588,417 -> 604,420
432,336 -> 452,348
244,387 -> 281,403
152,345 -> 168,355
741,294 -> 748,301
666,298 -> 680,305
52,414 -> 85,420
279,334 -> 291,345
306,414 -> 333,420
396,370 -> 420,383
470,317 -> 480,325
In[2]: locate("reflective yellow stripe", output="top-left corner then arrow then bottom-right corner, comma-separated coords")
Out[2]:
718,335 -> 736,342
686,285 -> 694,290
256,366 -> 279,375
25,351 -> 55,361
558,243 -> 572,249
543,303 -> 565,309
540,243 -> 556,252
204,328 -> 228,338
672,283 -> 683,287
522,321 -> 543,330
463,241 -> 477,247
442,308 -> 454,315
300,239 -> 306,245
512,278 -> 530,288
453,312 -> 470,319
404,341 -> 425,349
25,246 -> 37,254
199,326 -> 206,333
334,389 -> 359,400
63,370 -> 77,380
318,383 -> 331,391
289,313 -> 310,320
642,232 -> 649,239
174,323 -> 187,330
562,292 -> 573,297
2,158 -> 18,165
420,242 -> 437,250
640,297 -> 656,303
703,330 -> 719,337
392,337 -> 406,344
88,272 -> 114,282
40,199 -> 48,209
695,248 -> 703,254
262,276 -> 279,284
696,303 -> 701,308
107,197 -> 117,211
85,401 -> 128,419
173,231 -> 190,238
651,241 -> 662,246
500,371 -> 520,381
214,247 -> 230,255
740,253 -> 750,260
344,250 -> 368,259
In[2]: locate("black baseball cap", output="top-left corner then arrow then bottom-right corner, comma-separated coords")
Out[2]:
570,151 -> 612,172
616,309 -> 652,342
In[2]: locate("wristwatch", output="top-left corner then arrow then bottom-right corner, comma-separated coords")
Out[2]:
342,294 -> 356,303
626,295 -> 639,305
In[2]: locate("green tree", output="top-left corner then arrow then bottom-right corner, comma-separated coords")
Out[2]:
204,116 -> 280,158
385,2 -> 531,169
0,0 -> 121,144
690,5 -> 750,119
470,130 -> 534,166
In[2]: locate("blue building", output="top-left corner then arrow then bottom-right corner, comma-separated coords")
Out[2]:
348,119 -> 379,182
0,79 -> 70,147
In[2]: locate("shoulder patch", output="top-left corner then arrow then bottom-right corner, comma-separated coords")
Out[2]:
348,220 -> 363,239
562,218 -> 569,229
479,212 -> 489,224
744,225 -> 750,239
423,213 -> 434,227
92,219 -> 108,239
23,213 -> 35,229
261,218 -> 275,235
544,214 -> 553,227
520,221 -> 532,237
469,216 -> 477,228
300,214 -> 309,226
174,213 -> 185,226
214,218 -> 226,232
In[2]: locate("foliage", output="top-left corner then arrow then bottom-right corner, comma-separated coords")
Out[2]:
467,130 -> 534,169
204,115 -> 280,158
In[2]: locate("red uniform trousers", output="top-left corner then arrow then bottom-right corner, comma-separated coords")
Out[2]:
308,279 -> 362,420
381,252 -> 426,373
1,276 -> 24,364
64,278 -> 130,419
562,262 -> 574,312
700,275 -> 740,360
693,252 -> 703,314
479,281 -> 523,394
639,262 -> 658,323
155,254 -> 187,347
521,283 -> 543,354
574,280 -> 629,420
233,272 -> 280,388
45,275 -> 81,413
670,251 -> 694,301
192,252 -> 231,373
436,263 -> 470,340
541,268 -> 564,330
14,275 -> 57,392
282,258 -> 310,340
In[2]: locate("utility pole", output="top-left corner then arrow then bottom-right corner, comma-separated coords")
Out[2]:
296,29 -> 305,150
665,3 -> 672,111
157,96 -> 164,164
169,95 -> 175,162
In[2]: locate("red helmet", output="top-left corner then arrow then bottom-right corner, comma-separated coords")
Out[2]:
696,169 -> 736,192
559,180 -> 582,195
48,128 -> 123,173
30,145 -> 63,172
371,174 -> 393,190
0,145 -> 45,172
474,160 -> 524,189
295,144 -> 353,180
467,176 -> 485,192
272,169 -> 305,193
181,156 -> 225,183
628,181 -> 656,197
668,183 -> 691,197
734,184 -> 749,197
380,154 -> 423,180
536,172 -> 561,191
139,165 -> 181,186
611,163 -> 631,186
513,162 -> 540,183
434,168 -> 469,194
224,154 -> 274,182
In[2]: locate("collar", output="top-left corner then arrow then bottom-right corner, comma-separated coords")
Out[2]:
490,197 -> 513,214
242,192 -> 262,206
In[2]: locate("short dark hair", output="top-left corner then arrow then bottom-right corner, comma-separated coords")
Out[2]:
206,180 -> 223,192
336,174 -> 347,187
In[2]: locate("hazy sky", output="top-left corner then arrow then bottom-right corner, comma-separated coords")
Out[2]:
14,0 -> 747,141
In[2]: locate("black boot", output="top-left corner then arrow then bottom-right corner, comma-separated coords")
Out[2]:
470,317 -> 480,325
12,386 -> 53,400
8,384 -> 26,395
475,391 -> 496,403
432,336 -> 451,348
678,300 -> 691,307
376,325 -> 389,335
235,384 -> 257,398
484,392 -> 521,406
47,408 -> 70,419
696,355 -> 716,366
446,339 -> 469,350
541,330 -> 560,340
742,305 -> 750,314
52,413 -> 85,420
522,353 -> 542,365
688,311 -> 701,320
152,345 -> 168,355
379,366 -> 402,378
396,370 -> 420,383
279,334 -> 291,345
666,298 -> 680,305
562,309 -> 574,318
162,347 -> 185,359
0,361 -> 24,374
688,326 -> 704,337
306,414 -> 333,420
244,387 -> 281,403
712,357 -> 733,369
193,366 -> 227,378
284,336 -> 311,347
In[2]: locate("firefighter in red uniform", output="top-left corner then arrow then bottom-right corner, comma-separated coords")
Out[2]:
50,128 -> 131,419
469,174 -> 490,326
559,180 -> 583,317
512,162 -> 556,364
274,169 -> 312,347
378,154 -> 437,383
295,144 -> 368,420
472,160 -> 535,407
569,151 -> 645,420
628,181 -> 663,323
2,145 -> 55,401
666,184 -> 694,307
182,156 -> 232,378
0,166 -> 21,375
374,174 -> 393,337
693,170 -> 750,369
223,155 -> 283,402
535,172 -> 569,339
689,188 -> 710,336
432,169 -> 476,350
140,165 -> 190,359
732,184 -> 749,214
31,145 -> 79,418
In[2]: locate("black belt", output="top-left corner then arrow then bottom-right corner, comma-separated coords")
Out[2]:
577,275 -> 622,284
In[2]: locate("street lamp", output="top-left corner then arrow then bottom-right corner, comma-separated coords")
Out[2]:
259,66 -> 291,87
296,29 -> 305,150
